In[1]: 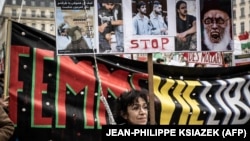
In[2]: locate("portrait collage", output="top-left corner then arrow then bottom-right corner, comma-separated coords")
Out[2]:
54,0 -> 233,56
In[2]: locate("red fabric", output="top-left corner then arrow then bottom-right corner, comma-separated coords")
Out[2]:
238,32 -> 249,40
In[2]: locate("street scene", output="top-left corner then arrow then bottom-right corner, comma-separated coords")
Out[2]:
1,0 -> 250,141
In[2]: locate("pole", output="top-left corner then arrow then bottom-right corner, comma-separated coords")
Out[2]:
4,18 -> 11,99
18,0 -> 24,23
147,53 -> 155,125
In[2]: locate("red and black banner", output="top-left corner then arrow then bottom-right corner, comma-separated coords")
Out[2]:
7,21 -> 250,141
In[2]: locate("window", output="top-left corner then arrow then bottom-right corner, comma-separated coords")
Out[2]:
50,12 -> 54,18
40,1 -> 45,7
31,10 -> 36,17
12,0 -> 16,5
23,0 -> 26,5
249,21 -> 250,33
22,10 -> 26,17
41,24 -> 45,31
233,10 -> 236,19
50,2 -> 54,7
233,24 -> 236,35
240,0 -> 245,5
12,9 -> 17,17
31,1 -> 35,6
32,23 -> 36,28
240,22 -> 245,33
41,11 -> 45,18
240,7 -> 245,18
50,24 -> 54,31
232,0 -> 236,5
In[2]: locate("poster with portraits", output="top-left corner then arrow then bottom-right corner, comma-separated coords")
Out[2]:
97,0 -> 176,54
123,0 -> 176,53
55,0 -> 96,55
55,0 -> 233,56
175,0 -> 197,51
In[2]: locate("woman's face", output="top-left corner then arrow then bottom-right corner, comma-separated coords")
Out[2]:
122,97 -> 148,125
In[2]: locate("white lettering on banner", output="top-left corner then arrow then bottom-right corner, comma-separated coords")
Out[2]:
243,75 -> 250,104
200,81 -> 220,125
224,78 -> 250,124
215,80 -> 231,125
199,78 -> 250,125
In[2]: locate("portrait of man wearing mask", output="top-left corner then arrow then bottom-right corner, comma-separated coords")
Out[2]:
200,0 -> 233,51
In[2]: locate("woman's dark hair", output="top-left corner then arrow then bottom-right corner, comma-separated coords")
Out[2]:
114,89 -> 149,124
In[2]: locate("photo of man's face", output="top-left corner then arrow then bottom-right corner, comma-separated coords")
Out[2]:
200,0 -> 232,51
139,5 -> 147,14
177,3 -> 187,16
203,10 -> 230,44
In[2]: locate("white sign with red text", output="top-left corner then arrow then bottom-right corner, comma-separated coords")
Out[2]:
187,52 -> 223,65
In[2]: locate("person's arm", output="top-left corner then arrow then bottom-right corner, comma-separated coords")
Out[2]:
98,22 -> 109,33
160,19 -> 168,35
0,106 -> 14,141
111,20 -> 123,26
111,4 -> 123,26
183,20 -> 196,36
0,96 -> 9,113
178,20 -> 196,39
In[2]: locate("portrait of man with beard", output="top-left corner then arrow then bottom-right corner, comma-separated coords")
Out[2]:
200,0 -> 233,51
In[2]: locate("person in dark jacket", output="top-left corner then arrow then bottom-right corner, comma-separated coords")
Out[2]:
0,104 -> 14,141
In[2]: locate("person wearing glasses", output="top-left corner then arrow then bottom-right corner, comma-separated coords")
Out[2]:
201,0 -> 232,51
149,1 -> 168,35
175,0 -> 196,51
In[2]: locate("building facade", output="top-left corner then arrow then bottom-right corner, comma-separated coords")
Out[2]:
2,0 -> 250,39
3,0 -> 55,35
232,0 -> 250,40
